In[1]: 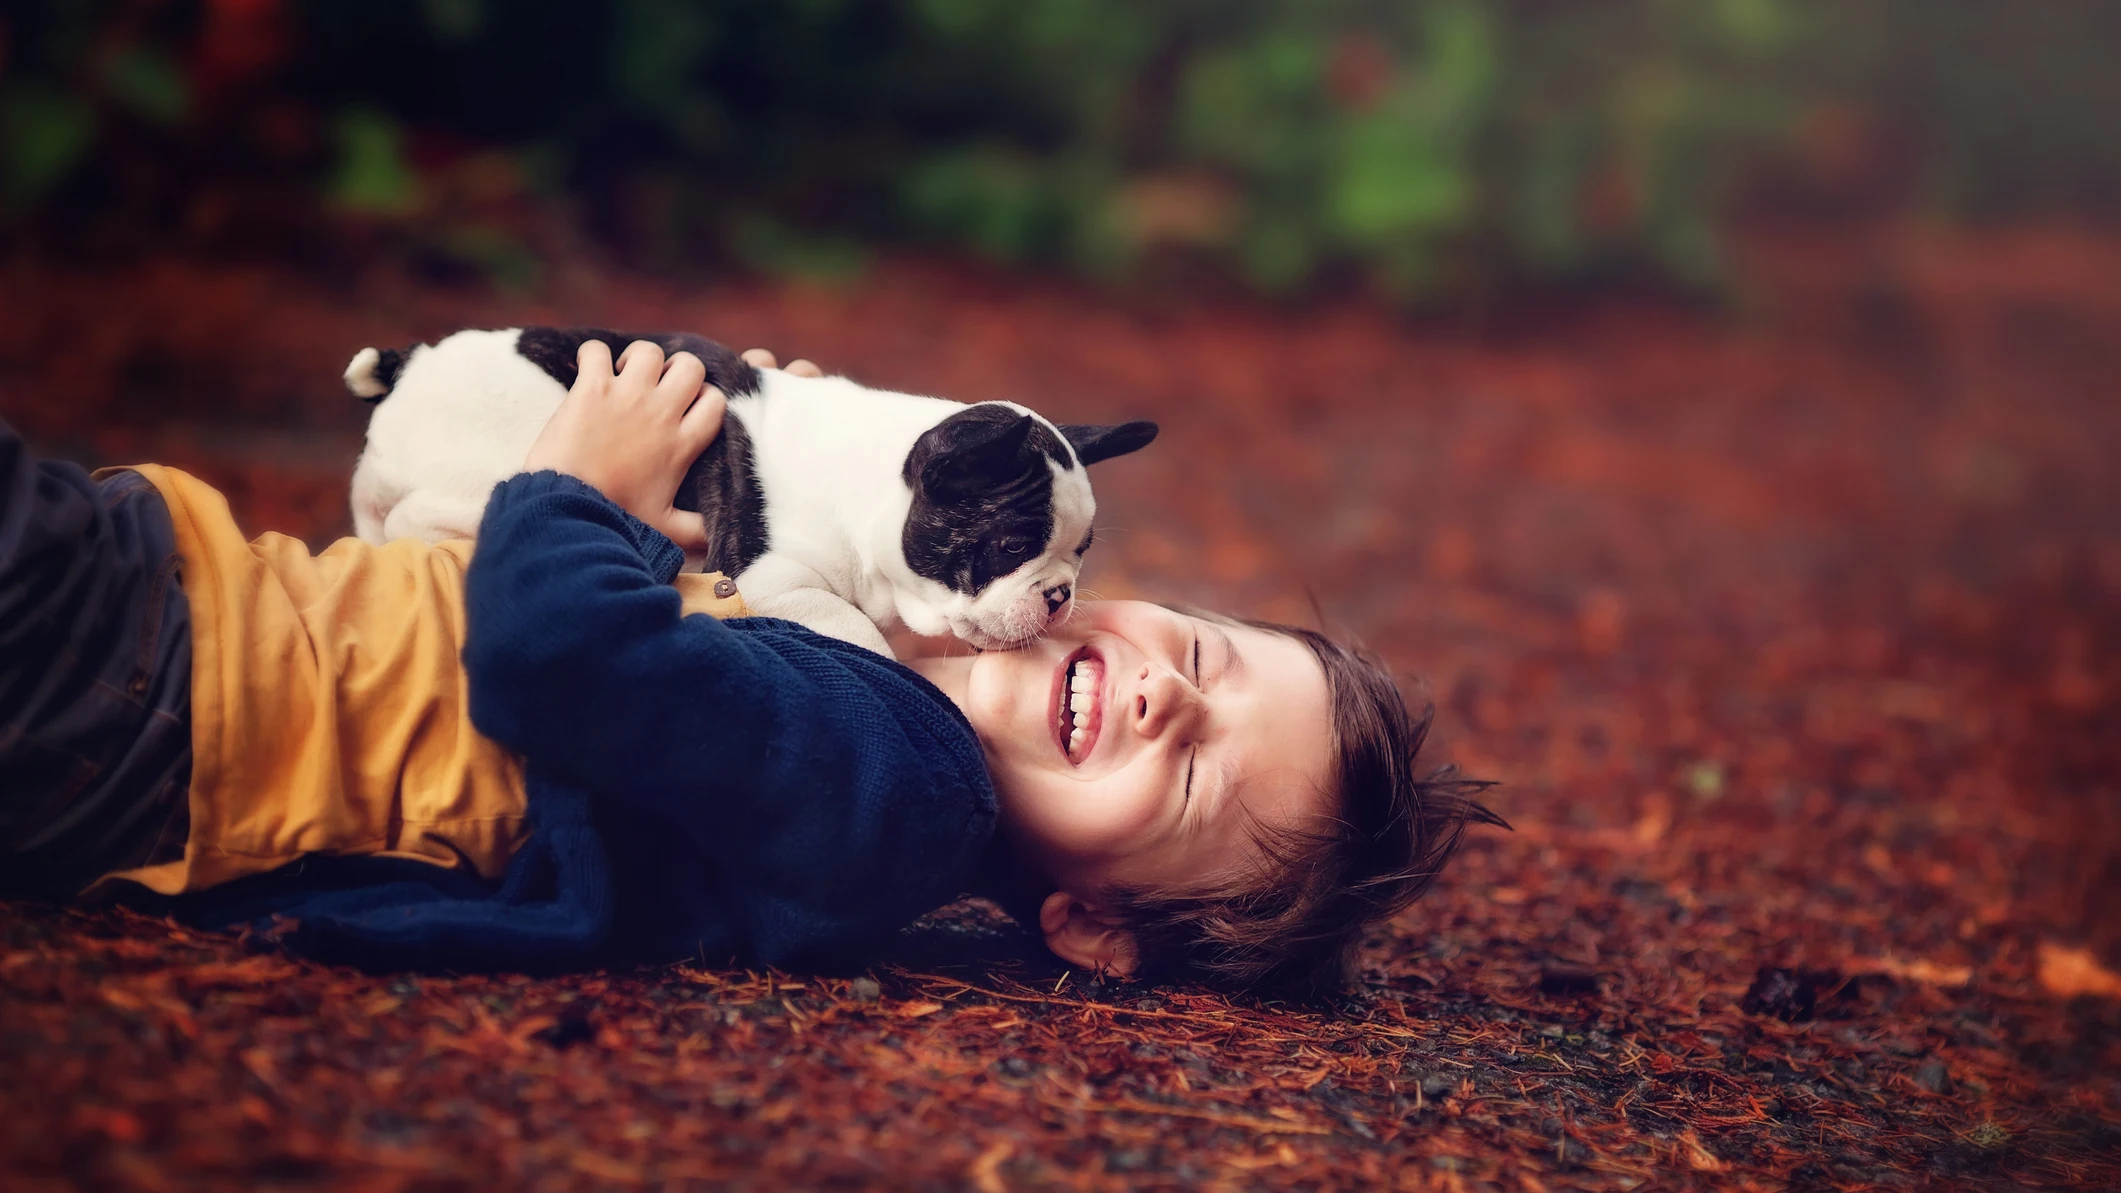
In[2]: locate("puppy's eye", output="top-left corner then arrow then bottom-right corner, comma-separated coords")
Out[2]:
1003,541 -> 1033,556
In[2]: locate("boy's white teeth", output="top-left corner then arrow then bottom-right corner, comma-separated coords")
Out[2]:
1063,656 -> 1098,757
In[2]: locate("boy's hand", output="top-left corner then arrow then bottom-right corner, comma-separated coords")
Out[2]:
739,347 -> 822,377
523,340 -> 724,551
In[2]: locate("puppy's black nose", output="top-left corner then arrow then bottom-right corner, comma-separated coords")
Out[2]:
1043,583 -> 1072,616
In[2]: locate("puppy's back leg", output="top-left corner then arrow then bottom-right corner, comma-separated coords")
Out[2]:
350,457 -> 404,544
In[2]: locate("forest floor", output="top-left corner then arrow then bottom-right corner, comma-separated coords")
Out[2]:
2,224 -> 2119,1191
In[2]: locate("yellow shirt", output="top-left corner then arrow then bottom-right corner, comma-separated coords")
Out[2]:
97,466 -> 748,896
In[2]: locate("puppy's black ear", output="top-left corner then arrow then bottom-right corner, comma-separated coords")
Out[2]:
1059,421 -> 1159,466
913,409 -> 1038,499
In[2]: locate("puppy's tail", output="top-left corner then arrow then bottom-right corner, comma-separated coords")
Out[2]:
344,345 -> 409,403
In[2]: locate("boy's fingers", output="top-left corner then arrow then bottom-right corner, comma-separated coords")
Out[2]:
618,339 -> 664,383
658,509 -> 711,554
576,338 -> 614,380
679,385 -> 727,452
739,347 -> 825,378
658,351 -> 707,408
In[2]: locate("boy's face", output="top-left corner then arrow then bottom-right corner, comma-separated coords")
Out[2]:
913,600 -> 1335,902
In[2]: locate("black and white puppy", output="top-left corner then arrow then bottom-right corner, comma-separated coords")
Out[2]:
345,327 -> 1157,654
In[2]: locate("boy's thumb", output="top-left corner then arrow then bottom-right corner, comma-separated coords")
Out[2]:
658,509 -> 712,555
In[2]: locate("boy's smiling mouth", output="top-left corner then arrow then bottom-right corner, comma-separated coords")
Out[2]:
1053,647 -> 1105,764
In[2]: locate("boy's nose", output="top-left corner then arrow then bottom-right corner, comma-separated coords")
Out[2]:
1133,663 -> 1204,737
1042,582 -> 1071,617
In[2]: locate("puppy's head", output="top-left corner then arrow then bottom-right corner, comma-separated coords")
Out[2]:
896,403 -> 1157,649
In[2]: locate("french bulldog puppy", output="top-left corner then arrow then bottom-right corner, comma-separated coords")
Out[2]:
345,327 -> 1157,654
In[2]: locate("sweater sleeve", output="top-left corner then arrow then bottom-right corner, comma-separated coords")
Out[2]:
460,471 -> 998,968
461,471 -> 813,789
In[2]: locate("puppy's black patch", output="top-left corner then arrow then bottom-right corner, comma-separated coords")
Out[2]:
1057,421 -> 1158,465
515,326 -> 768,575
902,404 -> 1068,595
514,326 -> 761,399
677,413 -> 769,576
901,408 -> 1162,596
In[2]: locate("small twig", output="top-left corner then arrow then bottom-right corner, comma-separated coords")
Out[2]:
1071,1094 -> 1334,1136
898,973 -> 1254,1029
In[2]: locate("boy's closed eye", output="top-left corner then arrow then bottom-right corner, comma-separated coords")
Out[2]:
1184,629 -> 1201,804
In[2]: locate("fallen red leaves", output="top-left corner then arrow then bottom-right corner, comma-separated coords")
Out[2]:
3,224 -> 2118,1189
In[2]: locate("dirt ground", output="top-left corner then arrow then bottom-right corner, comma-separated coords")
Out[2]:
2,226 -> 2118,1190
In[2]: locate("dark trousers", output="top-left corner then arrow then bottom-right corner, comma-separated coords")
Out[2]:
0,420 -> 192,899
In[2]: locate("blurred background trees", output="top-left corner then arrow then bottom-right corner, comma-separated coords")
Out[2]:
4,0 -> 2116,300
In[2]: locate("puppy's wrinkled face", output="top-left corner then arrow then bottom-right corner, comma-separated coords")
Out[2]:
898,404 -> 1157,649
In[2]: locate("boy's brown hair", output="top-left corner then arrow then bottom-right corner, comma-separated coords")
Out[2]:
1099,619 -> 1505,998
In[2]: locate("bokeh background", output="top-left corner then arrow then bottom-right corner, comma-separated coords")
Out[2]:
8,1 -> 2121,295
4,2 -> 2119,1189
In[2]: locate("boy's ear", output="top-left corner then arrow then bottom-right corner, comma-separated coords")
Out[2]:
1037,891 -> 1140,978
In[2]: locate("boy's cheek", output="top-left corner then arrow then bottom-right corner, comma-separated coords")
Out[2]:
1004,782 -> 1157,865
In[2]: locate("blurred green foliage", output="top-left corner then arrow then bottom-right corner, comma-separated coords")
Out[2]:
3,0 -> 2116,297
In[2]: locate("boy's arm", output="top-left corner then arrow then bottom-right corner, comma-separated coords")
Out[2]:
462,468 -> 997,967
461,468 -> 818,793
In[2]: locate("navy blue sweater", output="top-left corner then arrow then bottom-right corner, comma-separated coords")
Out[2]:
175,472 -> 998,972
